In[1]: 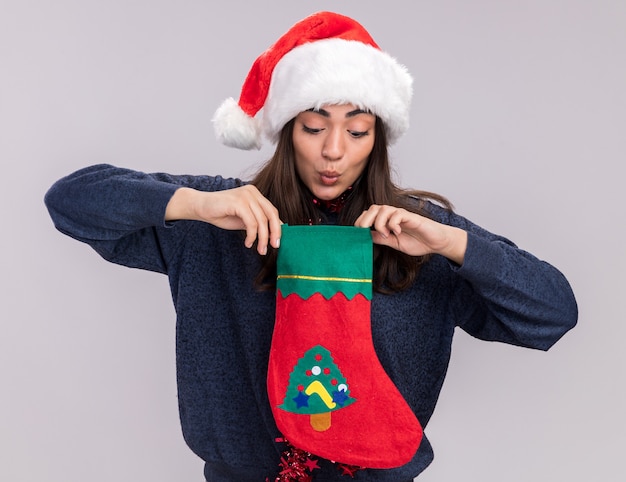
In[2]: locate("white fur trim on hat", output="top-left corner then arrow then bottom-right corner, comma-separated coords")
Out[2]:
263,38 -> 413,145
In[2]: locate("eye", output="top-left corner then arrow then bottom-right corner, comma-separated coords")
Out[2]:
348,130 -> 369,139
302,124 -> 323,134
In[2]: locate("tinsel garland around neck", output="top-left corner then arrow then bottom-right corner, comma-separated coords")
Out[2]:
311,186 -> 353,214
308,187 -> 354,225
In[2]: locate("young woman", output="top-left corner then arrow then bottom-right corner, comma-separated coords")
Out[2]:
44,11 -> 577,482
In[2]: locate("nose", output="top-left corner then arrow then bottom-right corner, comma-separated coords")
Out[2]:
322,128 -> 344,161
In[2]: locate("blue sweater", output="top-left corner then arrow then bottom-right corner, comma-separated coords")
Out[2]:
44,164 -> 577,481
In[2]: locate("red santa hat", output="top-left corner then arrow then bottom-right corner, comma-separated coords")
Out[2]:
212,11 -> 413,150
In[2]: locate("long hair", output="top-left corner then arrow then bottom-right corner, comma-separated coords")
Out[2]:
251,117 -> 452,293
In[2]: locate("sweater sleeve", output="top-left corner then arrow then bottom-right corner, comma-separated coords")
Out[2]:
430,204 -> 578,351
44,163 -> 242,274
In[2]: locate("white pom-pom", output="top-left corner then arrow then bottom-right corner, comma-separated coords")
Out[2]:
212,97 -> 262,150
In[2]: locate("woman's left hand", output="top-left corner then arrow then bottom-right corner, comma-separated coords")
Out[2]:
354,205 -> 468,265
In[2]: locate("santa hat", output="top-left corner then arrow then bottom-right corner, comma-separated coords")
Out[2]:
212,11 -> 413,150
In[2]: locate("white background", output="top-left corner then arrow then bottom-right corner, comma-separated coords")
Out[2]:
1,1 -> 624,481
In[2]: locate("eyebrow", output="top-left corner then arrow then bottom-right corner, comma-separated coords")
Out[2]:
306,108 -> 371,118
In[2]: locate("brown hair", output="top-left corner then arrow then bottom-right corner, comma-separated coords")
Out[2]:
251,118 -> 452,293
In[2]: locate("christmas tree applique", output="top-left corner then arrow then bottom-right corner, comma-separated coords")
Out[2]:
279,345 -> 355,431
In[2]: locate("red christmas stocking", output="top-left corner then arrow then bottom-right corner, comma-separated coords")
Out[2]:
267,225 -> 423,469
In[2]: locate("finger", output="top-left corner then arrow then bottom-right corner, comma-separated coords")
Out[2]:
239,207 -> 260,250
355,205 -> 395,239
253,195 -> 284,254
386,209 -> 410,236
247,201 -> 271,255
255,196 -> 282,250
370,229 -> 392,246
353,210 -> 369,227
232,191 -> 264,251
268,213 -> 283,249
372,206 -> 397,239
234,186 -> 269,255
354,204 -> 381,229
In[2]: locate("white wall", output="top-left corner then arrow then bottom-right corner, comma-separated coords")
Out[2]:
1,1 -> 623,481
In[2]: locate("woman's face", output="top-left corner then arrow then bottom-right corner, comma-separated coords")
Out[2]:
292,104 -> 376,201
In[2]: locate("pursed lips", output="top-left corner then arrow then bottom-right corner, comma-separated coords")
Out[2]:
319,171 -> 340,185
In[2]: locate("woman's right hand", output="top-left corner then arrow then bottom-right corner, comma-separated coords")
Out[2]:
165,185 -> 282,255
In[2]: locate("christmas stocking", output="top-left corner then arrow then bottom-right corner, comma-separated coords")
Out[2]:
267,225 -> 423,469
